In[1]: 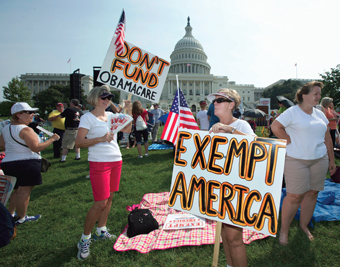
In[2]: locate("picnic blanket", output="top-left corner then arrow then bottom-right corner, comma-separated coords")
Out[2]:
148,144 -> 174,150
280,179 -> 340,226
113,192 -> 268,254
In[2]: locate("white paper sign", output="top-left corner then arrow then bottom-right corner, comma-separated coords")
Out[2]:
37,126 -> 54,137
98,38 -> 170,103
168,129 -> 286,236
163,213 -> 206,230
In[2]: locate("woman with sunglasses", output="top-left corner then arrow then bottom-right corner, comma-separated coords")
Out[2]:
75,86 -> 132,260
0,102 -> 60,224
208,89 -> 256,267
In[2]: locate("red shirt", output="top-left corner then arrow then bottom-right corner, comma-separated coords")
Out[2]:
132,109 -> 148,124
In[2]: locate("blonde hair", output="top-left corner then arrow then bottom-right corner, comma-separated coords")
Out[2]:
217,88 -> 241,112
87,85 -> 111,107
320,97 -> 333,108
295,81 -> 323,104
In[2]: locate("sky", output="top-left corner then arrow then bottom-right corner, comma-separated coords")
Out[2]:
1,0 -> 340,102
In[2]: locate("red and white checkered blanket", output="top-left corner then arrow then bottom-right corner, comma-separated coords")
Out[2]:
113,192 -> 268,254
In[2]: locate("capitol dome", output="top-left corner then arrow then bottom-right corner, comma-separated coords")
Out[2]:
169,17 -> 211,75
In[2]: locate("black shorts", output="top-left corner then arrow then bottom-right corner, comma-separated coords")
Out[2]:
1,159 -> 42,189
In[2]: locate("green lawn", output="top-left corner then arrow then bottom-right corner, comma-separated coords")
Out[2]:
1,137 -> 340,266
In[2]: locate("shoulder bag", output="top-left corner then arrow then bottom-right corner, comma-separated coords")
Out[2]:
9,126 -> 51,172
136,115 -> 147,131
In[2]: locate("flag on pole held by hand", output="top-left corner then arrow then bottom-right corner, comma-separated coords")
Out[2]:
161,88 -> 199,145
114,10 -> 126,56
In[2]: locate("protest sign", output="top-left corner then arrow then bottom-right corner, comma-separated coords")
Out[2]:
0,175 -> 17,206
110,113 -> 133,134
163,213 -> 206,230
98,38 -> 170,103
168,129 -> 286,236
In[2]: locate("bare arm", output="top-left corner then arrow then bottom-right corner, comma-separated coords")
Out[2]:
271,120 -> 291,144
75,127 -> 114,148
0,135 -> 5,151
19,127 -> 59,153
325,130 -> 336,176
209,122 -> 253,136
109,101 -> 120,113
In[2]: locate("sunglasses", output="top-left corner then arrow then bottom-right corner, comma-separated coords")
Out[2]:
22,111 -> 35,114
100,96 -> 112,101
212,98 -> 233,105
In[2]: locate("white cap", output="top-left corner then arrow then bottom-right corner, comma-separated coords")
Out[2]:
11,102 -> 38,115
207,93 -> 234,103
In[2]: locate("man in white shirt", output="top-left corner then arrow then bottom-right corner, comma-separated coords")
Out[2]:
196,101 -> 209,130
150,103 -> 164,143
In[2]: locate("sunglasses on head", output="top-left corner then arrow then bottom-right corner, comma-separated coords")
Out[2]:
22,111 -> 35,114
101,96 -> 112,101
212,98 -> 233,105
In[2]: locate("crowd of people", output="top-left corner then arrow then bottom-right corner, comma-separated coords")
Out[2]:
1,81 -> 339,266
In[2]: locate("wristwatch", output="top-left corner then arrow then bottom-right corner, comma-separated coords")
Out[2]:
231,127 -> 236,134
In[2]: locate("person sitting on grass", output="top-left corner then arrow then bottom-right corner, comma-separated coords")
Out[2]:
75,86 -> 132,260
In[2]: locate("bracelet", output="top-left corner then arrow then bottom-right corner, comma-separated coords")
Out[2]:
231,127 -> 236,134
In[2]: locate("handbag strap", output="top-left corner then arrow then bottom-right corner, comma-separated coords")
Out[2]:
9,125 -> 28,148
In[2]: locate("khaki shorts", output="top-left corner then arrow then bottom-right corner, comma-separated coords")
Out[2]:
61,129 -> 78,150
284,154 -> 329,194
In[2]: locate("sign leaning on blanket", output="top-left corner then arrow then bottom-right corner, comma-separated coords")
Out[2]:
168,129 -> 286,236
98,38 -> 170,103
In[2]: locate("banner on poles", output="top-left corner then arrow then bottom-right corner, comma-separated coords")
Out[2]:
168,129 -> 286,236
98,38 -> 170,103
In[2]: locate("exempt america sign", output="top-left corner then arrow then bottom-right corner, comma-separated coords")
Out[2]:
168,129 -> 286,236
98,37 -> 170,103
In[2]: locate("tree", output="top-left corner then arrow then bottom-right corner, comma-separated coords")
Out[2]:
0,101 -> 16,117
319,66 -> 340,108
2,77 -> 32,104
32,86 -> 68,118
262,79 -> 302,109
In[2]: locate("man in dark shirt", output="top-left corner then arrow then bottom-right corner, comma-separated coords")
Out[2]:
54,99 -> 83,162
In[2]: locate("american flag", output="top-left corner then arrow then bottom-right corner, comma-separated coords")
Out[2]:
67,58 -> 71,63
161,88 -> 199,145
187,63 -> 191,66
114,10 -> 126,56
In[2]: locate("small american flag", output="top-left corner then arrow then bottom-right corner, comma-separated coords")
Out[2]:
187,63 -> 191,67
67,58 -> 71,63
161,88 -> 199,145
114,10 -> 126,56
294,63 -> 297,66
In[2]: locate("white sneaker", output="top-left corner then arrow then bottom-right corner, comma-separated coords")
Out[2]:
77,238 -> 91,260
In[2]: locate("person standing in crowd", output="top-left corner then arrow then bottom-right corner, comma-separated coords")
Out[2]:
0,102 -> 60,224
150,103 -> 164,142
277,101 -> 287,117
51,99 -> 83,162
207,102 -> 220,129
132,101 -> 149,158
271,81 -> 336,246
196,101 -> 209,130
48,103 -> 65,158
321,97 -> 339,147
33,113 -> 45,125
208,89 -> 256,267
75,86 -> 132,260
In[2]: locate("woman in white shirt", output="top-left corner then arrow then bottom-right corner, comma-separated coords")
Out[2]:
75,86 -> 132,260
0,102 -> 59,224
271,81 -> 336,246
208,88 -> 255,267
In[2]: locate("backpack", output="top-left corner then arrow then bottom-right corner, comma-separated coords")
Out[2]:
0,202 -> 16,248
136,115 -> 147,131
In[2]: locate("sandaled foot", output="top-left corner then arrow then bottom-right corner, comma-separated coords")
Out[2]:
300,227 -> 314,241
279,231 -> 289,246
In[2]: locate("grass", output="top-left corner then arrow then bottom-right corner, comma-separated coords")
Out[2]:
1,129 -> 340,267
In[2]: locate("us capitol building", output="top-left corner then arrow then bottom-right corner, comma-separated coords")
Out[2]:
157,17 -> 261,112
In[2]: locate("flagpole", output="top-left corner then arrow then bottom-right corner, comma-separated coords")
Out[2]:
295,63 -> 298,78
176,75 -> 180,130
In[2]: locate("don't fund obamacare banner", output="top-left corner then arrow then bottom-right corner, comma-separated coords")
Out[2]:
98,37 -> 170,103
168,129 -> 287,236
